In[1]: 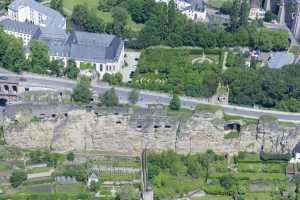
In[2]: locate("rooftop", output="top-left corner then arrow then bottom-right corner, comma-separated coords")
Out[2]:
8,0 -> 66,31
0,19 -> 40,36
40,31 -> 124,63
267,51 -> 294,69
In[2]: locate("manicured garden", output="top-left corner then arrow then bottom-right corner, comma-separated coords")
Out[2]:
131,48 -> 224,97
147,150 -> 294,199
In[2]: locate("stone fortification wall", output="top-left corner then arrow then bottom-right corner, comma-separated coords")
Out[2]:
3,104 -> 300,155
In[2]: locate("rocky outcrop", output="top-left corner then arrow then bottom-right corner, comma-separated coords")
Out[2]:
3,104 -> 300,155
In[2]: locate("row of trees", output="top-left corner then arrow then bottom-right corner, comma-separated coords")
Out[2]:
69,0 -> 290,51
132,1 -> 289,50
0,29 -> 80,78
71,76 -> 182,110
222,64 -> 300,112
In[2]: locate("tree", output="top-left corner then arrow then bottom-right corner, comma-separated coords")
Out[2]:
229,0 -> 241,31
10,170 -> 27,188
128,89 -> 139,104
66,152 -> 75,161
50,0 -> 64,14
30,40 -> 50,74
100,88 -> 119,107
64,59 -> 80,79
169,94 -> 181,110
71,76 -> 92,104
168,0 -> 176,33
72,5 -> 104,33
220,175 -> 235,189
112,6 -> 129,36
50,59 -> 64,77
239,0 -> 250,26
264,11 -> 277,22
90,180 -> 100,192
116,185 -> 139,200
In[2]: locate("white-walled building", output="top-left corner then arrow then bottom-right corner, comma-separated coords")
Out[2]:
43,31 -> 125,79
290,143 -> 300,164
156,0 -> 207,21
1,0 -> 124,79
7,0 -> 66,31
0,19 -> 41,46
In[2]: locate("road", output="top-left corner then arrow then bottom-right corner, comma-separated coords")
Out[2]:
3,73 -> 300,123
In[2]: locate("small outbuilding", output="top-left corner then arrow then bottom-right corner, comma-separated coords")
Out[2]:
87,169 -> 99,187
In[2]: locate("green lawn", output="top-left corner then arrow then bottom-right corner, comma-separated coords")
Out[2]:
0,164 -> 9,172
204,0 -> 232,8
27,167 -> 52,174
192,195 -> 232,200
242,192 -> 281,200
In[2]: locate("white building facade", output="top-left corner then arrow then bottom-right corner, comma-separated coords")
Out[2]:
2,0 -> 124,79
156,0 -> 207,21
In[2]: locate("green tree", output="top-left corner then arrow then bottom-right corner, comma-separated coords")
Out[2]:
90,180 -> 100,192
50,0 -> 64,14
64,59 -> 79,79
128,89 -> 139,104
71,77 -> 92,104
168,0 -> 176,33
50,59 -> 64,77
169,94 -> 181,110
229,0 -> 241,31
10,170 -> 27,188
264,11 -> 277,22
112,6 -> 129,36
239,0 -> 250,26
72,5 -> 104,33
116,185 -> 139,200
100,88 -> 119,106
30,40 -> 50,74
66,152 -> 75,161
220,175 -> 235,190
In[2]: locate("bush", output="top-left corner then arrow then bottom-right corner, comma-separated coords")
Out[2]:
189,48 -> 204,55
260,153 -> 291,162
100,88 -> 119,107
224,132 -> 240,140
10,170 -> 27,188
169,94 -> 181,110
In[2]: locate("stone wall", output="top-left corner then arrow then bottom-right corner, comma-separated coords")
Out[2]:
3,104 -> 300,155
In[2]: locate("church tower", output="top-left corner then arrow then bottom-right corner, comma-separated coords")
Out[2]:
292,0 -> 300,40
278,0 -> 286,24
264,0 -> 271,11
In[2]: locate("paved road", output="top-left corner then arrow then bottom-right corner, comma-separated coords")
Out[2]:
3,73 -> 300,123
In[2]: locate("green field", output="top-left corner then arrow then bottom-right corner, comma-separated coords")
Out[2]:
204,0 -> 233,8
192,196 -> 232,200
27,167 -> 52,174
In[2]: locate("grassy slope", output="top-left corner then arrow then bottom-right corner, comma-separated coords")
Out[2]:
63,0 -> 144,31
204,0 -> 233,8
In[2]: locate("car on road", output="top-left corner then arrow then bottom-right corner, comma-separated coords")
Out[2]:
0,76 -> 8,80
19,77 -> 27,81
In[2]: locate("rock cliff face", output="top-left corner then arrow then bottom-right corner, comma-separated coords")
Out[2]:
3,104 -> 300,155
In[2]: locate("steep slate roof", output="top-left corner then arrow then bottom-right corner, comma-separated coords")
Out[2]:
8,0 -> 66,31
267,51 -> 294,69
189,0 -> 205,12
7,0 -> 123,63
293,143 -> 300,154
0,19 -> 40,36
41,31 -> 124,63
